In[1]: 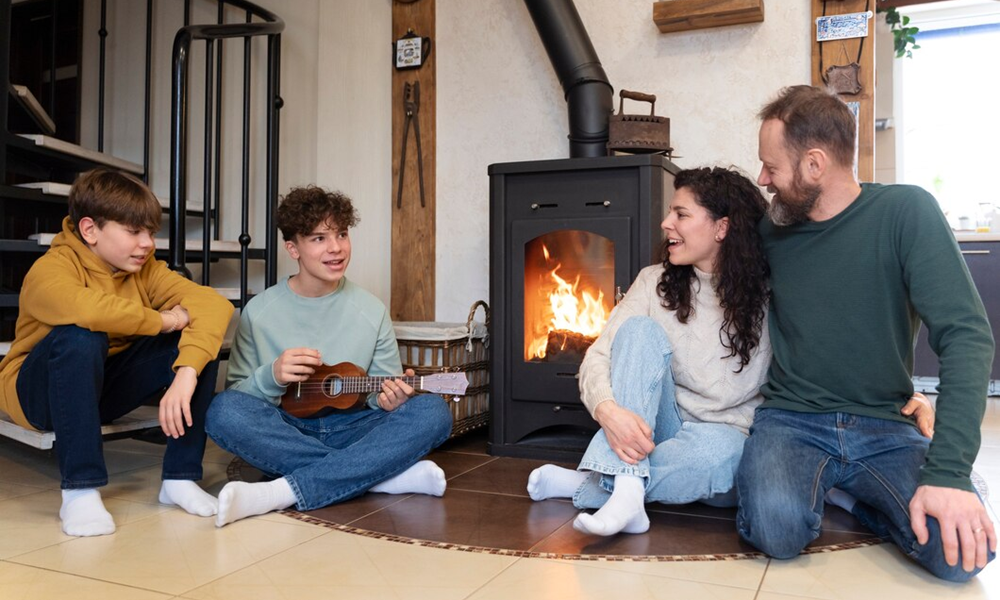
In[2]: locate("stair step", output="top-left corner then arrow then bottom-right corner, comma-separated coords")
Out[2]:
9,84 -> 56,135
0,333 -> 233,359
214,288 -> 250,300
29,232 -> 244,253
0,405 -> 161,450
0,326 -> 237,450
17,134 -> 143,175
14,182 -> 204,213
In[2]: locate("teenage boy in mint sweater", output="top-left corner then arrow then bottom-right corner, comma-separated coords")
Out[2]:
206,186 -> 452,527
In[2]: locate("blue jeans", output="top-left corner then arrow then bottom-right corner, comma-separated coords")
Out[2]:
17,325 -> 219,489
205,389 -> 453,510
575,316 -> 747,510
737,408 -> 995,582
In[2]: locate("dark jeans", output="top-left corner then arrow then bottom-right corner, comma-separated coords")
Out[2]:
737,408 -> 995,582
17,325 -> 219,489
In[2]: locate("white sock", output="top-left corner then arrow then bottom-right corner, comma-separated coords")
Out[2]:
825,487 -> 857,513
573,474 -> 649,536
527,464 -> 589,501
215,478 -> 297,527
159,479 -> 219,517
60,489 -> 116,537
369,460 -> 446,497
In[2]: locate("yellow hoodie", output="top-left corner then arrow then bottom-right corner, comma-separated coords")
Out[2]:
0,217 -> 234,429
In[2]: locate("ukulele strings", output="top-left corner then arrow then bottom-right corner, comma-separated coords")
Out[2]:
293,377 -> 422,392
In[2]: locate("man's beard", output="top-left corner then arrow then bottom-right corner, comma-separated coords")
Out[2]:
768,171 -> 821,226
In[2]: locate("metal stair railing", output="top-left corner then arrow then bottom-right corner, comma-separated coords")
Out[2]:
168,0 -> 284,308
2,0 -> 284,310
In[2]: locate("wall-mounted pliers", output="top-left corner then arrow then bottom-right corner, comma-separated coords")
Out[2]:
396,81 -> 426,209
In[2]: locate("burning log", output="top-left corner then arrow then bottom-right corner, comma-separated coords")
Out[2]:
544,329 -> 596,362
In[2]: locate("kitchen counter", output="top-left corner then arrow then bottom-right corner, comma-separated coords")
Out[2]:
955,232 -> 1000,242
914,236 -> 1000,390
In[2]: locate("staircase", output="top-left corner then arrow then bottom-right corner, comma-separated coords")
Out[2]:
0,0 -> 284,448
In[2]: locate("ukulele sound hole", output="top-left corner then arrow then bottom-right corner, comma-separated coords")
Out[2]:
323,375 -> 344,397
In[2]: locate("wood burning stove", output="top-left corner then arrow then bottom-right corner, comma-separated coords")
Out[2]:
488,154 -> 678,461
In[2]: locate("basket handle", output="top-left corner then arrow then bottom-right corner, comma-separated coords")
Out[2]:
619,89 -> 656,116
466,300 -> 490,351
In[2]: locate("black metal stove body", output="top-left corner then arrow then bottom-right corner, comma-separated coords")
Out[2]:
488,154 -> 678,461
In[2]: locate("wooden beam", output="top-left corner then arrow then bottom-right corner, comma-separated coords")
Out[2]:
391,0 -> 435,321
811,0 -> 875,182
653,0 -> 765,33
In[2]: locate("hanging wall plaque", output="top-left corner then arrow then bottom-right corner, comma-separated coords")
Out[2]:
394,29 -> 431,70
816,9 -> 872,42
818,0 -> 869,96
824,62 -> 862,95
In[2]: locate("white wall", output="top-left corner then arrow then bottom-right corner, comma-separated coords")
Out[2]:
433,0 -> 812,320
314,0 -> 393,303
79,1 -> 812,320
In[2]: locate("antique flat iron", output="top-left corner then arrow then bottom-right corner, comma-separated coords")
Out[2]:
607,89 -> 672,156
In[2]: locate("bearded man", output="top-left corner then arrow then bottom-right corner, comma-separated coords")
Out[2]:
736,85 -> 996,581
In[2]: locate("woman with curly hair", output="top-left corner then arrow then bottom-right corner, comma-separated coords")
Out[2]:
526,166 -> 773,536
527,166 -> 934,537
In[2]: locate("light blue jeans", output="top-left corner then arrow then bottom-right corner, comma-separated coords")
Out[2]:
206,390 -> 452,510
575,316 -> 748,510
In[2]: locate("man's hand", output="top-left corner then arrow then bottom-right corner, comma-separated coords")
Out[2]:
377,368 -> 416,412
272,348 -> 323,386
593,400 -> 655,465
159,366 -> 198,438
901,392 -> 934,438
910,485 -> 997,572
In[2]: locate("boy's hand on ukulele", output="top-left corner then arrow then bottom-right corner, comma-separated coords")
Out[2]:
159,366 -> 197,438
272,348 -> 322,386
377,368 -> 416,412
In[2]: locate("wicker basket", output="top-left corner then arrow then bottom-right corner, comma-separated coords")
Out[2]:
394,301 -> 489,437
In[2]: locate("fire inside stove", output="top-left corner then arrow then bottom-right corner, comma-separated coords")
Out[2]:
524,230 -> 614,363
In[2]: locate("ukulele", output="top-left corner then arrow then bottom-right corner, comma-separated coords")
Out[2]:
279,362 -> 469,418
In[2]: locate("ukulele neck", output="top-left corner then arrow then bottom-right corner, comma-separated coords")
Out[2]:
339,376 -> 421,394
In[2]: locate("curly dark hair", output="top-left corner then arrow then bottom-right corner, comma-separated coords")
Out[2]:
276,185 -> 360,241
657,167 -> 770,370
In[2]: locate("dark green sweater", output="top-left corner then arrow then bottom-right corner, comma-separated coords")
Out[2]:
760,183 -> 994,491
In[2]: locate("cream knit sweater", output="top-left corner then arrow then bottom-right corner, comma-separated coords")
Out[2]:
578,264 -> 771,435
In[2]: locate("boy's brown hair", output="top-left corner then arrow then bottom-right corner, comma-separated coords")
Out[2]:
68,168 -> 162,233
758,85 -> 856,169
276,185 -> 360,241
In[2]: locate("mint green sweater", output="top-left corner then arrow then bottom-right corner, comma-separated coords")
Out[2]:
760,183 -> 994,491
226,277 -> 402,410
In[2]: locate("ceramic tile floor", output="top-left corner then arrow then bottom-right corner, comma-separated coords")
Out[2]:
0,398 -> 997,600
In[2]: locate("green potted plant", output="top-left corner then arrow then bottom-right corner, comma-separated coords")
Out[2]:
880,7 -> 921,58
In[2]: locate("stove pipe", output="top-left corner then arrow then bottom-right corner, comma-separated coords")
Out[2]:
524,0 -> 613,158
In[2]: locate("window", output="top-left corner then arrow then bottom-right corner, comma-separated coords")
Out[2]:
893,1 -> 1000,229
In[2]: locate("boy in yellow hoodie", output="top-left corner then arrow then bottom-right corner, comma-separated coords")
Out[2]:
0,168 -> 234,537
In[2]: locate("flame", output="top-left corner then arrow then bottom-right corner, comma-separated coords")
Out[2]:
526,244 -> 610,360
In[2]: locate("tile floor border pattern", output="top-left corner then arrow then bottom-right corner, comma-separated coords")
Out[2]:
226,445 -> 889,564
275,505 -> 886,563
